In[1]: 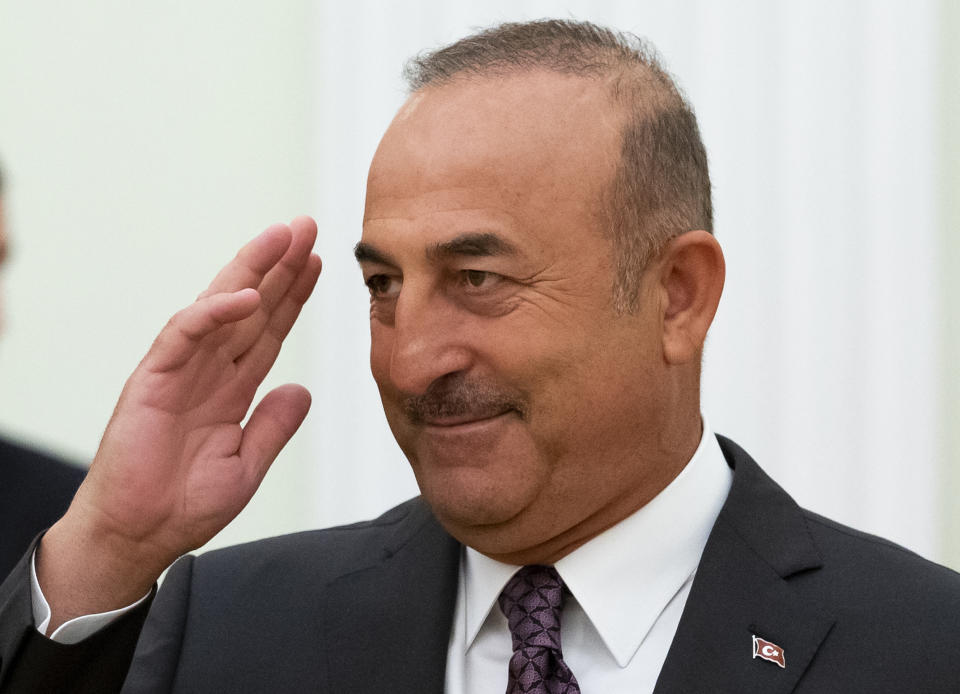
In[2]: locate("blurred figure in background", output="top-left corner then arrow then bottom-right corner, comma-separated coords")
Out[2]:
0,161 -> 85,580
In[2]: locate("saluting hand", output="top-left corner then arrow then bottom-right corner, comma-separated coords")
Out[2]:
37,217 -> 322,632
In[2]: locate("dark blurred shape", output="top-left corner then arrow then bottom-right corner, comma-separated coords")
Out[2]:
0,159 -> 86,581
0,438 -> 85,579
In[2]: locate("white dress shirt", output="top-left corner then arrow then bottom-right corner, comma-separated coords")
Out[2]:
30,552 -> 151,644
444,419 -> 732,694
32,419 -> 732,694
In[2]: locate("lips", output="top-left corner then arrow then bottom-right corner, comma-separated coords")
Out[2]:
421,408 -> 515,428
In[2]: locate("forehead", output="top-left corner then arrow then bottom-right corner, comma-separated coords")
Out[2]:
362,71 -> 622,256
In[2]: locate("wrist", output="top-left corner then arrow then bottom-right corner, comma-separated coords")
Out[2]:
36,512 -> 169,631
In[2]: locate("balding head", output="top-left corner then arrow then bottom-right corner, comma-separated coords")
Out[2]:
403,19 -> 713,311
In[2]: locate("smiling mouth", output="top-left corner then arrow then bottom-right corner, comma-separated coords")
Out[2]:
421,409 -> 517,428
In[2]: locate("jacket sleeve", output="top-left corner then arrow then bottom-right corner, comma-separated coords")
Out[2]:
0,537 -> 155,694
121,554 -> 195,693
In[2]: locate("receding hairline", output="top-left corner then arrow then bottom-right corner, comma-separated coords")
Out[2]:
399,24 -> 695,203
401,23 -> 680,118
403,20 -> 662,86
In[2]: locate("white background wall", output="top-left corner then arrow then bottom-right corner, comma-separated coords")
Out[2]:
0,1 -> 954,565
0,0 -> 322,543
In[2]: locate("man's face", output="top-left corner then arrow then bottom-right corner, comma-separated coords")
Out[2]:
360,71 -> 675,562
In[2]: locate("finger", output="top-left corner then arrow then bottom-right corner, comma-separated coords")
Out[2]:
192,218 -> 315,360
211,219 -> 317,360
199,224 -> 294,299
147,289 -> 261,372
233,253 -> 322,384
255,216 -> 318,315
268,252 -> 322,341
239,383 -> 312,483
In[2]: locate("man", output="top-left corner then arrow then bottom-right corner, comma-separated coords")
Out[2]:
1,19 -> 959,693
0,163 -> 85,581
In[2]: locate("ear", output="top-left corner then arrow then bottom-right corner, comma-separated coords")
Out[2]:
656,230 -> 725,365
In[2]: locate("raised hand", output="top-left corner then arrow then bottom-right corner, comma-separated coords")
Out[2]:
37,217 -> 322,630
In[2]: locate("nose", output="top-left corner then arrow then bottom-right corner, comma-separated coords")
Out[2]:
385,286 -> 473,395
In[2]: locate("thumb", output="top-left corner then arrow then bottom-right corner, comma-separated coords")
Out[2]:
239,384 -> 312,482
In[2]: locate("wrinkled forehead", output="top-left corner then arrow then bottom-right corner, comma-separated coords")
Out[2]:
364,70 -> 623,224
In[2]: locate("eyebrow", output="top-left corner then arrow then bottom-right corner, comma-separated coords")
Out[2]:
427,232 -> 519,260
353,241 -> 393,265
354,232 -> 520,266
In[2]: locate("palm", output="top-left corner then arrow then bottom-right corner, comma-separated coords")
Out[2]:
72,217 -> 321,565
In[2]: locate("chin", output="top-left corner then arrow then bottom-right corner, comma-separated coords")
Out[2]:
424,484 -> 560,562
398,416 -> 552,541
417,465 -> 530,527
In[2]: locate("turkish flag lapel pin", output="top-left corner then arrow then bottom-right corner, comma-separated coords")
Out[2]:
752,634 -> 786,668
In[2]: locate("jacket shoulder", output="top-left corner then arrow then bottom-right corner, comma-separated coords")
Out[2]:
191,496 -> 431,587
128,497 -> 455,692
800,508 -> 960,608
716,433 -> 960,608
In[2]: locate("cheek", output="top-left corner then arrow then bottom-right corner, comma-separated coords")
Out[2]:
368,323 -> 394,384
369,326 -> 414,454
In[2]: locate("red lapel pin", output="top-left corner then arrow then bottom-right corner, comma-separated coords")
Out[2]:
752,635 -> 786,668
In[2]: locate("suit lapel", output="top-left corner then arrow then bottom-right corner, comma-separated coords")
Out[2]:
654,437 -> 835,694
319,500 -> 460,694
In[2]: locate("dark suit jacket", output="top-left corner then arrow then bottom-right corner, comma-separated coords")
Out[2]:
1,436 -> 959,692
0,436 -> 85,581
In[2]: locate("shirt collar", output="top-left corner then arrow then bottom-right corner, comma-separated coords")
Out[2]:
460,417 -> 733,667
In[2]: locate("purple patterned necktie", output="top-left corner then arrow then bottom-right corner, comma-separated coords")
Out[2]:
498,565 -> 582,694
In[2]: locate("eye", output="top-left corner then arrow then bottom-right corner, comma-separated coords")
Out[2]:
365,274 -> 401,299
459,269 -> 502,290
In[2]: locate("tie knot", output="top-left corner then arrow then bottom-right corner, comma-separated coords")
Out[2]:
498,565 -> 567,652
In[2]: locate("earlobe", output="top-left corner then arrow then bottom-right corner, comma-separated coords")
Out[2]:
659,230 -> 725,364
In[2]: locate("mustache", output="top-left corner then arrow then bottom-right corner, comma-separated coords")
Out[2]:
401,375 -> 527,424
